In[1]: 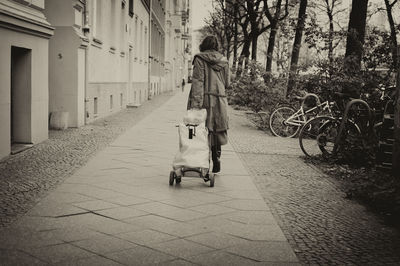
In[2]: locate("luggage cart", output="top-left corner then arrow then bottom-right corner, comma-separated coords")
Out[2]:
170,125 -> 215,187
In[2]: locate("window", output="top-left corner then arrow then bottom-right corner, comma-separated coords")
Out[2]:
140,20 -> 143,62
110,95 -> 113,110
92,0 -> 102,42
144,27 -> 148,63
120,93 -> 123,107
110,0 -> 117,50
134,16 -> 138,60
120,2 -> 125,53
129,0 -> 134,17
94,97 -> 98,115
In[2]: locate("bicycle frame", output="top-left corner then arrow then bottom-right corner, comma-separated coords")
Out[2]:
285,101 -> 333,127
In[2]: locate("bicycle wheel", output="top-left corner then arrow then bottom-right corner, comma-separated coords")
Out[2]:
269,106 -> 300,138
299,116 -> 337,158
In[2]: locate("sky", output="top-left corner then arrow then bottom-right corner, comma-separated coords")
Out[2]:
191,0 -> 213,30
191,0 -> 213,54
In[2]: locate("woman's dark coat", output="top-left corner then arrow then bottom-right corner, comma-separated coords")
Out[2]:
187,50 -> 230,137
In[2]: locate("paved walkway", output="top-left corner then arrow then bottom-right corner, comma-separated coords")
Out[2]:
0,90 -> 299,265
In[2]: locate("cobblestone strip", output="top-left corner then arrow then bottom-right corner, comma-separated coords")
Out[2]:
227,108 -> 400,265
0,92 -> 175,228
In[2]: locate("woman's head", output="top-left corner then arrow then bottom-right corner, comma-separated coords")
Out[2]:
199,36 -> 219,52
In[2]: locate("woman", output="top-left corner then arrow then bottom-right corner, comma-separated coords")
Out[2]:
187,36 -> 230,173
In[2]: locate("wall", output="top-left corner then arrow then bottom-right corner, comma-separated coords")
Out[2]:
85,0 -> 130,122
0,0 -> 53,160
127,0 -> 149,106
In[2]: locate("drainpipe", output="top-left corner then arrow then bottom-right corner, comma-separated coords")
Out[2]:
83,0 -> 90,124
148,0 -> 152,100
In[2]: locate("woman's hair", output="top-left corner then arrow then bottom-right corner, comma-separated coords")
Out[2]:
199,36 -> 219,52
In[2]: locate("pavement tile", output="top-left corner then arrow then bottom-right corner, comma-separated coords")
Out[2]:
51,212 -> 112,227
125,214 -> 179,228
226,241 -> 299,262
103,195 -> 152,206
187,250 -> 259,266
0,228 -> 63,249
156,208 -> 209,222
71,234 -> 138,254
55,255 -> 123,266
131,202 -> 184,214
24,243 -> 95,264
131,189 -> 175,201
105,246 -> 176,265
146,239 -> 213,260
188,216 -> 232,232
73,199 -> 120,211
78,187 -> 124,199
93,181 -> 139,194
154,259 -> 197,266
0,249 -> 47,266
88,218 -> 144,235
216,189 -> 264,200
188,203 -> 236,215
26,202 -> 89,218
116,229 -> 177,245
160,197 -> 209,208
217,210 -> 277,225
42,192 -> 94,204
94,206 -> 148,220
217,199 -> 270,211
9,216 -> 61,232
217,176 -> 259,190
184,232 -> 250,249
127,215 -> 211,238
218,221 -> 287,241
48,227 -> 107,242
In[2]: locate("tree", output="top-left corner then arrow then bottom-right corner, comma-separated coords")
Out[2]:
344,0 -> 369,72
314,0 -> 347,65
287,0 -> 308,96
264,0 -> 291,73
383,0 -> 399,70
394,46 -> 400,177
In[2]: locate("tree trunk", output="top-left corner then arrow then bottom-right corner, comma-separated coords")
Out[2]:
384,0 -> 398,70
287,0 -> 308,96
393,46 -> 400,177
344,0 -> 369,71
265,20 -> 279,73
233,24 -> 238,72
232,2 -> 239,73
251,31 -> 258,61
328,12 -> 334,66
236,38 -> 251,77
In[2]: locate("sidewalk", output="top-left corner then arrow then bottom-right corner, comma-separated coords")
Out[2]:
0,90 -> 299,265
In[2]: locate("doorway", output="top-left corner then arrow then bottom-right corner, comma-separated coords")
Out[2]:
11,46 -> 32,147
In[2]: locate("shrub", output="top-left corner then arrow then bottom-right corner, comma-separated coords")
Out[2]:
227,61 -> 287,113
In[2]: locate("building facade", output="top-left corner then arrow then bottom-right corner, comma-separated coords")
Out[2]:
0,0 -> 54,159
149,0 -> 165,97
0,0 -> 192,160
44,0 -> 151,126
164,0 -> 192,91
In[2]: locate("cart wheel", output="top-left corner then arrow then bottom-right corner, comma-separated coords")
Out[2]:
209,173 -> 215,187
169,171 -> 175,186
176,176 -> 181,184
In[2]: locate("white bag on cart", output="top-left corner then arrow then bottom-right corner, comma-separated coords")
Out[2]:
173,109 -> 209,169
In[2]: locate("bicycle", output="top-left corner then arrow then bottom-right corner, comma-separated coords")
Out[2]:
269,93 -> 334,138
298,87 -> 395,159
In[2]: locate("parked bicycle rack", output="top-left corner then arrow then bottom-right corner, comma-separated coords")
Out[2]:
333,99 -> 373,155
